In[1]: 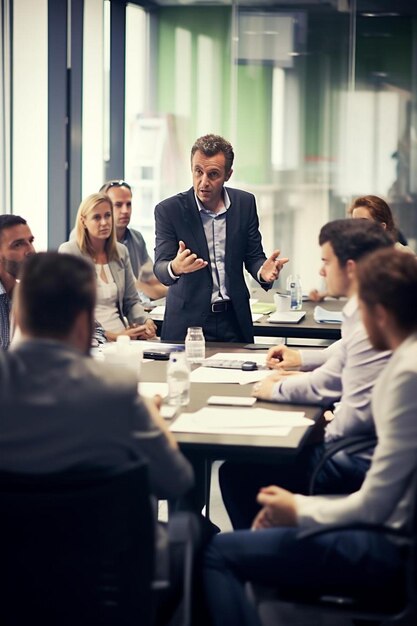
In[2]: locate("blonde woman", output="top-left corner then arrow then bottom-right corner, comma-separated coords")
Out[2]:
59,193 -> 156,341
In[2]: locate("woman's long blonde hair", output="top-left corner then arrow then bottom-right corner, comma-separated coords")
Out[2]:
75,193 -> 119,261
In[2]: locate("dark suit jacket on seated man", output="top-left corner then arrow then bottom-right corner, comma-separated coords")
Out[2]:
154,134 -> 289,343
203,248 -> 417,626
0,253 -> 193,571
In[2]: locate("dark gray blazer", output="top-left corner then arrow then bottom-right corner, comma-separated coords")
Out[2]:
154,186 -> 271,342
0,339 -> 193,500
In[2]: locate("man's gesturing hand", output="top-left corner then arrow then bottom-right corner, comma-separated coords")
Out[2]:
171,240 -> 208,276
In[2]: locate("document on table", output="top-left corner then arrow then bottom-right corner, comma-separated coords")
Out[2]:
251,313 -> 264,322
250,302 -> 276,315
205,352 -> 268,366
149,305 -> 166,321
314,305 -> 343,324
170,407 -> 314,437
191,352 -> 271,384
190,367 -> 271,385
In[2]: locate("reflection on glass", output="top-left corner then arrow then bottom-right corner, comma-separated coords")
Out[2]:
123,2 -> 417,281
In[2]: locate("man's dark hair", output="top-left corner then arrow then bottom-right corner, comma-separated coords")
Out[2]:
0,215 -> 27,241
191,134 -> 234,173
319,219 -> 393,266
357,248 -> 417,332
18,252 -> 96,338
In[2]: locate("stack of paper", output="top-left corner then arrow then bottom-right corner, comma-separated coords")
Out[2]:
170,407 -> 313,437
313,306 -> 343,324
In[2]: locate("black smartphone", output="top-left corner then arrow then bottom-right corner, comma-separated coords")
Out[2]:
244,343 -> 272,350
143,351 -> 170,360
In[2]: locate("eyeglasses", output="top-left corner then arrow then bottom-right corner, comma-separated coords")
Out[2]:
100,180 -> 132,192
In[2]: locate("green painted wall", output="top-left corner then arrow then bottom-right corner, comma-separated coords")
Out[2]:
155,8 -> 414,186
157,7 -> 272,183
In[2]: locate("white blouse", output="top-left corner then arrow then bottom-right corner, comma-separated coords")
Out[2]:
95,264 -> 125,333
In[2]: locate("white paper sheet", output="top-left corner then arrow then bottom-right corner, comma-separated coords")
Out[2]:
149,305 -> 166,320
190,367 -> 271,385
193,352 -> 271,384
205,352 -> 268,366
251,313 -> 264,322
313,306 -> 343,324
170,407 -> 313,437
139,382 -> 168,398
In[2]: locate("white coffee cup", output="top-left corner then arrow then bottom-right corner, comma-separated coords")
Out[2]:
102,343 -> 142,380
274,293 -> 291,312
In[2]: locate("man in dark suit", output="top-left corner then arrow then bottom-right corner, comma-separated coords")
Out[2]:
154,134 -> 288,342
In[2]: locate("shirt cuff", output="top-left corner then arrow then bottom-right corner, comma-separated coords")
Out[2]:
299,350 -> 313,371
270,380 -> 285,401
167,262 -> 180,281
257,266 -> 273,285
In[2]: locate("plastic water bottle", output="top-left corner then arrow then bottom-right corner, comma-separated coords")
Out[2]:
288,275 -> 302,310
185,326 -> 206,364
167,349 -> 190,406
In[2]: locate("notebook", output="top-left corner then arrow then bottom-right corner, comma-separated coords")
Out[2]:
268,311 -> 306,324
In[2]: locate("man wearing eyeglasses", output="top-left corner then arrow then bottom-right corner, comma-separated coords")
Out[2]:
0,215 -> 36,350
100,180 -> 167,301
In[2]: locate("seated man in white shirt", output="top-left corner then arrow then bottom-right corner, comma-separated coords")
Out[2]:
220,219 -> 393,529
203,247 -> 417,626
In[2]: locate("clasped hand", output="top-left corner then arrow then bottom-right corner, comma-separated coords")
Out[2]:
125,318 -> 157,340
252,485 -> 297,529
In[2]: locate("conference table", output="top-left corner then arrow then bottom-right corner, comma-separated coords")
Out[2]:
139,342 -> 328,514
140,342 -> 327,460
148,295 -> 344,342
252,299 -> 343,341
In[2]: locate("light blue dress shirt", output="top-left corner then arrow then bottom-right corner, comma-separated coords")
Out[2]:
296,332 -> 417,531
271,296 -> 391,446
195,189 -> 231,303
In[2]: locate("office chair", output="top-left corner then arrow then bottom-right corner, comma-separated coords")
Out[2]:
0,463 -> 155,626
252,463 -> 417,626
308,434 -> 378,495
156,511 -> 199,626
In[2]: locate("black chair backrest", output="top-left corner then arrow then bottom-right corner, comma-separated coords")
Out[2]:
0,463 -> 154,626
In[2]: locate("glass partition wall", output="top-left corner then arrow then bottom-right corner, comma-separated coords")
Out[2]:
1,0 -> 416,269
125,1 -> 417,292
